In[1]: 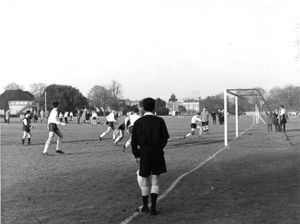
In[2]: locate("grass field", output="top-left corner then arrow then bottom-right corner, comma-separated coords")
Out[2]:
1,115 -> 300,224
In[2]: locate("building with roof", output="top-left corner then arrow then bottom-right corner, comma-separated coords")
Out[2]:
167,100 -> 200,115
0,89 -> 36,116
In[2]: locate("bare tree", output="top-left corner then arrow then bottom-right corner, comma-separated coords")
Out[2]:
4,83 -> 23,90
109,80 -> 122,99
88,85 -> 111,111
109,80 -> 122,110
30,83 -> 47,100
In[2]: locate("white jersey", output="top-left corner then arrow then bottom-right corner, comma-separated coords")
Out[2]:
106,112 -> 117,122
92,111 -> 98,118
128,113 -> 140,127
48,108 -> 60,124
279,108 -> 286,116
191,115 -> 201,124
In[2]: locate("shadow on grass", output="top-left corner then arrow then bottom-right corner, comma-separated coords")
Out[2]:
139,150 -> 300,224
169,138 -> 224,148
14,138 -> 101,147
285,128 -> 300,132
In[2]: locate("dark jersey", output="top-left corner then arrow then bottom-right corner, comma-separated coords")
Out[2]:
22,116 -> 31,132
131,114 -> 169,177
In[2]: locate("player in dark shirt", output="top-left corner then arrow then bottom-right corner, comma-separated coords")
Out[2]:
131,97 -> 169,215
22,111 -> 32,145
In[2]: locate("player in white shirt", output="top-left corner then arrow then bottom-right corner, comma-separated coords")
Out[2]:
123,108 -> 140,150
43,101 -> 66,155
91,111 -> 98,125
99,110 -> 118,141
183,113 -> 202,139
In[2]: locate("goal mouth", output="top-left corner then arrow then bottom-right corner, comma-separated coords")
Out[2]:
223,88 -> 271,147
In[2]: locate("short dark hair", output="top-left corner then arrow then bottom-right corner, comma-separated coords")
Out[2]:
142,98 -> 155,112
134,108 -> 139,114
52,101 -> 59,108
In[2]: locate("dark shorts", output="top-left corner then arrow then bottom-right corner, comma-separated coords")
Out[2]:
191,123 -> 197,129
48,123 -> 59,132
118,123 -> 125,131
139,146 -> 167,177
202,121 -> 208,126
106,121 -> 115,129
22,127 -> 31,132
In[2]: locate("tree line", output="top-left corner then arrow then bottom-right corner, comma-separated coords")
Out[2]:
3,81 -> 170,115
169,85 -> 300,115
3,82 -> 300,116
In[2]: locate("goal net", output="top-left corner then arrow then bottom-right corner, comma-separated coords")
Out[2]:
223,88 -> 272,147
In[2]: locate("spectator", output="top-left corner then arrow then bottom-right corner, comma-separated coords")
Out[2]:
279,105 -> 287,132
59,112 -> 64,122
40,110 -> 45,123
265,112 -> 273,132
5,109 -> 10,123
211,111 -> 216,124
69,111 -> 73,121
64,111 -> 69,123
273,109 -> 280,132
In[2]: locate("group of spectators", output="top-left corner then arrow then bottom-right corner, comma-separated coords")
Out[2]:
211,109 -> 225,125
14,108 -> 106,125
265,105 -> 288,132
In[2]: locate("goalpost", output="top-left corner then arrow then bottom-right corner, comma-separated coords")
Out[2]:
223,88 -> 272,147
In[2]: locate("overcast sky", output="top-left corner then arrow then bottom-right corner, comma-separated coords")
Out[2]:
0,0 -> 299,100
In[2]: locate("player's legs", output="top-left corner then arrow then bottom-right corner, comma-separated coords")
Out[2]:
100,126 -> 112,139
124,137 -> 131,149
184,128 -> 195,138
150,175 -> 160,215
112,127 -> 116,140
114,130 -> 124,144
54,129 -> 64,152
140,176 -> 150,213
43,131 -> 55,153
112,129 -> 118,140
22,131 -> 27,144
197,125 -> 203,136
205,124 -> 209,132
27,131 -> 31,144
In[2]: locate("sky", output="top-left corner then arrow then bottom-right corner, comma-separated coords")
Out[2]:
0,0 -> 299,101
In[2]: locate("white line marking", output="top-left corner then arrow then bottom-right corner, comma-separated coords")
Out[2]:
120,124 -> 254,224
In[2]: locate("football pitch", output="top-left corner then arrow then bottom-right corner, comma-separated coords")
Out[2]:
1,116 -> 300,224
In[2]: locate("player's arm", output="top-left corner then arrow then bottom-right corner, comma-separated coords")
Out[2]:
196,117 -> 202,122
53,112 -> 66,126
159,119 -> 169,150
131,123 -> 140,159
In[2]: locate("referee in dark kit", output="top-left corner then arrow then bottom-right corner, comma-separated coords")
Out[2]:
131,97 -> 169,215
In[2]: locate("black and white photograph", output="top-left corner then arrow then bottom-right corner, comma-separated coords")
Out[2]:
1,0 -> 299,223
